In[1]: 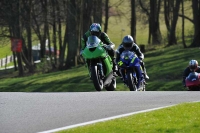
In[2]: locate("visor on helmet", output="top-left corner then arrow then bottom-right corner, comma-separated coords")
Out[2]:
189,65 -> 197,71
123,43 -> 133,50
91,31 -> 100,37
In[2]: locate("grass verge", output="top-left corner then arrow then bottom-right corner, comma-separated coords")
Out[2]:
57,102 -> 200,133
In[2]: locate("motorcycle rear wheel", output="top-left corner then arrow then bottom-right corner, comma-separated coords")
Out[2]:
91,66 -> 104,91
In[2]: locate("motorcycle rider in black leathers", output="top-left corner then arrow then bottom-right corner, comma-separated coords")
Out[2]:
81,23 -> 118,75
182,60 -> 200,87
116,35 -> 149,80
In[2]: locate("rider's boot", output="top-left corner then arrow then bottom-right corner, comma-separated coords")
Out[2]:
112,58 -> 118,77
143,67 -> 149,80
135,66 -> 142,90
141,61 -> 149,80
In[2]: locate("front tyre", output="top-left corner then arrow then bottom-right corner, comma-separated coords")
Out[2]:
127,72 -> 137,91
91,66 -> 104,91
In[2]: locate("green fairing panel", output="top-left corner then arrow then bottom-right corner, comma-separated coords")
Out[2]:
103,55 -> 113,76
82,45 -> 106,59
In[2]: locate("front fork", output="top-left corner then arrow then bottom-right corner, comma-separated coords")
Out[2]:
97,63 -> 104,78
85,60 -> 104,79
120,67 -> 141,88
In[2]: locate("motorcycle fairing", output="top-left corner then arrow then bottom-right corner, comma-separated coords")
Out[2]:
118,50 -> 140,67
83,35 -> 107,59
82,45 -> 107,59
102,55 -> 113,77
82,35 -> 113,77
185,72 -> 200,87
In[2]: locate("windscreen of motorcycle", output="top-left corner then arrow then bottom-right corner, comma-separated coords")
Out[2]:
186,72 -> 199,81
120,50 -> 136,60
86,36 -> 101,48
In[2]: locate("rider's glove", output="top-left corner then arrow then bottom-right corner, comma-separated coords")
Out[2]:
139,56 -> 144,60
105,45 -> 112,50
138,53 -> 144,60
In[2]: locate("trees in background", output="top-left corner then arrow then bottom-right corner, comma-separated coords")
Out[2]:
167,0 -> 181,46
131,0 -> 163,46
191,0 -> 200,47
150,0 -> 162,45
0,0 -> 199,76
131,0 -> 136,42
65,0 -> 80,69
139,0 -> 162,45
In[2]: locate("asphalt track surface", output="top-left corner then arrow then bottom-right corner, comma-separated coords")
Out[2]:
1,92 -> 200,133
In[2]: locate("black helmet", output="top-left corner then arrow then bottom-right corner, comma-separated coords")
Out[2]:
90,23 -> 101,37
189,60 -> 198,71
122,35 -> 134,50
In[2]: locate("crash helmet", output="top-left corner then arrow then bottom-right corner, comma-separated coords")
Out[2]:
189,60 -> 198,71
90,23 -> 101,37
122,35 -> 134,50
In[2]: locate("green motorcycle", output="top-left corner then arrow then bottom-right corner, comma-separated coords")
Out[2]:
82,36 -> 116,91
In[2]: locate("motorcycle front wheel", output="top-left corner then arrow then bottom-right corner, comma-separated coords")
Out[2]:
127,72 -> 137,91
91,66 -> 104,91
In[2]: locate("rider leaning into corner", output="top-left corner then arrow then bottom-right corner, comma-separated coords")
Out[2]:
115,35 -> 149,81
182,59 -> 200,87
80,23 -> 118,75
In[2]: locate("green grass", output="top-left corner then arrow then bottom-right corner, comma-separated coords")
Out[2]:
0,38 -> 12,59
57,102 -> 200,133
0,44 -> 199,92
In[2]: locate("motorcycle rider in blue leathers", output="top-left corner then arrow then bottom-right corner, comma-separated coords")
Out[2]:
116,35 -> 149,88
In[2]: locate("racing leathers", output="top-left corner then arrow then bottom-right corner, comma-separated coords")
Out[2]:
116,43 -> 149,81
